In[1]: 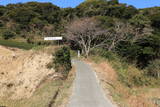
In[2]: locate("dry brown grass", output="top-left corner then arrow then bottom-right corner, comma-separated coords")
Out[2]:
84,58 -> 159,107
0,45 -> 75,107
52,66 -> 76,107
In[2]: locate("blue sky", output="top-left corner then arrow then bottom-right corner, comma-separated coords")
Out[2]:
0,0 -> 85,8
0,0 -> 160,8
119,0 -> 160,8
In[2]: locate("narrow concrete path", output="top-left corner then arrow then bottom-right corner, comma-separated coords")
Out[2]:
68,60 -> 116,107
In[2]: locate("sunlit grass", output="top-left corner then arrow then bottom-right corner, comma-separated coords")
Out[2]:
0,39 -> 35,50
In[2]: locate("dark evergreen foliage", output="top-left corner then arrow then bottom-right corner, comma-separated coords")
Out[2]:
0,0 -> 159,71
53,46 -> 72,75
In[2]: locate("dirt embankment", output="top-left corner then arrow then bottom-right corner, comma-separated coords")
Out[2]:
0,46 -> 55,99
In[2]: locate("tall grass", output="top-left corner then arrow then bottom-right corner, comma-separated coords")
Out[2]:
90,49 -> 160,107
0,80 -> 63,107
91,49 -> 160,87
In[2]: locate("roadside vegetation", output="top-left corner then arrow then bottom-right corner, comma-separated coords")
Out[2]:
47,46 -> 72,78
92,50 -> 160,87
53,46 -> 72,77
0,0 -> 159,106
87,52 -> 160,107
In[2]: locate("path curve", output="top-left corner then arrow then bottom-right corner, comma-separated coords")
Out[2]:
68,59 -> 117,107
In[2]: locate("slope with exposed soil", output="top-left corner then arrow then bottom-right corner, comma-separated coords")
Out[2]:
0,46 -> 55,99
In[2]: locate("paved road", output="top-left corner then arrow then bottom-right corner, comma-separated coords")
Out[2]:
68,60 -> 117,107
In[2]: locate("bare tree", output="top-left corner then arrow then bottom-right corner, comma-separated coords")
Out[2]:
66,17 -> 109,57
66,18 -> 152,57
106,21 -> 132,51
106,20 -> 152,51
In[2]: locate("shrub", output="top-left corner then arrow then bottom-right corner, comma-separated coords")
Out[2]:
146,59 -> 160,78
116,63 -> 149,87
46,62 -> 54,69
53,46 -> 72,76
2,30 -> 16,39
91,48 -> 118,61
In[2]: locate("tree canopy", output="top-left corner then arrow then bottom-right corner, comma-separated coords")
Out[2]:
0,0 -> 159,69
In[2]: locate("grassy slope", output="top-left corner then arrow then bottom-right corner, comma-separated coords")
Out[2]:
0,67 -> 75,107
52,67 -> 75,107
0,39 -> 35,50
0,80 -> 62,107
87,55 -> 160,107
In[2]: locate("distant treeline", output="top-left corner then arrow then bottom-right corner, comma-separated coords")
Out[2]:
0,0 -> 159,74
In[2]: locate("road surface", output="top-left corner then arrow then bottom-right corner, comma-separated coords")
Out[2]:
68,60 -> 117,107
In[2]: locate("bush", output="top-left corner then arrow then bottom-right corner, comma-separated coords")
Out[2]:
115,62 -> 148,87
53,46 -> 72,76
2,30 -> 16,39
146,59 -> 160,78
91,48 -> 118,61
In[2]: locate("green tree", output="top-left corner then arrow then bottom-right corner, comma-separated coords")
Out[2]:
30,17 -> 47,29
53,46 -> 72,76
117,34 -> 160,68
0,5 -> 6,16
129,14 -> 152,43
76,0 -> 137,19
150,13 -> 160,30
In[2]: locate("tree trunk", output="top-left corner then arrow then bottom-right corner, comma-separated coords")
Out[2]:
85,50 -> 89,58
81,48 -> 88,57
157,72 -> 160,79
108,41 -> 115,52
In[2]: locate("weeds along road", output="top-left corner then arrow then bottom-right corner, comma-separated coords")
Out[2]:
68,59 -> 117,107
